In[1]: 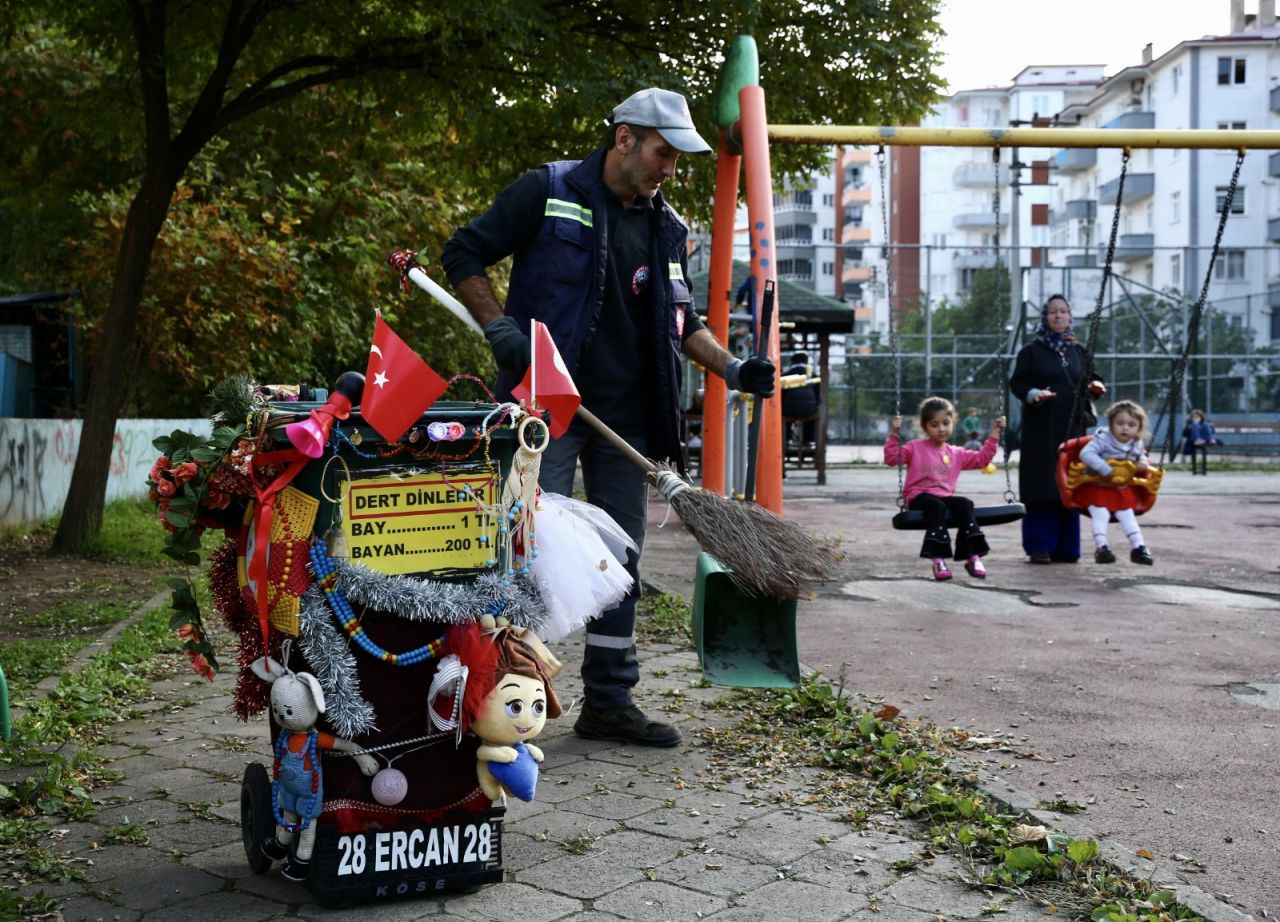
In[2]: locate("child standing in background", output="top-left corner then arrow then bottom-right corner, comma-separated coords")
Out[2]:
1078,399 -> 1155,565
885,397 -> 1006,581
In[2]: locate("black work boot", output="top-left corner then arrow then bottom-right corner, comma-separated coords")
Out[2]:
1094,546 -> 1116,564
1130,545 -> 1154,565
574,704 -> 681,748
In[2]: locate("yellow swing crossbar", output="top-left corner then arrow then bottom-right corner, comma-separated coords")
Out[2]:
766,124 -> 1280,150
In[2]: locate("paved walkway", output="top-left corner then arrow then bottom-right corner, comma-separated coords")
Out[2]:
42,625 -> 1057,922
35,454 -> 1269,922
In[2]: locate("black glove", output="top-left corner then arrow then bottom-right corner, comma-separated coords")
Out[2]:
483,316 -> 531,375
726,356 -> 776,397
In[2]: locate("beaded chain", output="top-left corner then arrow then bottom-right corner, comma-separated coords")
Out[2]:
310,539 -> 447,666
272,728 -> 320,833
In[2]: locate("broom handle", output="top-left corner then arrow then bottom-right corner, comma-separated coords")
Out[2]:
395,251 -> 660,478
743,279 -> 776,504
573,406 -> 658,474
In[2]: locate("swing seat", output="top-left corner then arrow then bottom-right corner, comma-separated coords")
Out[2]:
1055,436 -> 1161,516
891,502 -> 1026,531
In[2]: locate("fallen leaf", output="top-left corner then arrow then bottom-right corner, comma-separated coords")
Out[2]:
1009,823 -> 1049,844
875,704 -> 901,721
1136,848 -> 1155,860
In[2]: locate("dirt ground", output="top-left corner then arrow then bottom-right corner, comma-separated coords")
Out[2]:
0,527 -> 167,645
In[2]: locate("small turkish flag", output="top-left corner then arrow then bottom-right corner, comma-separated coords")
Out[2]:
512,320 -> 580,438
361,312 -> 448,442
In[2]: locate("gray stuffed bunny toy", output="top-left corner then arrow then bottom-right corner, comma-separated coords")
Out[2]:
251,654 -> 378,881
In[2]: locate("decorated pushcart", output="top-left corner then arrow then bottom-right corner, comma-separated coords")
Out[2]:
152,377 -> 575,907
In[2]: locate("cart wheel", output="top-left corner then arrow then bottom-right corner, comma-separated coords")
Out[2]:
241,762 -> 275,874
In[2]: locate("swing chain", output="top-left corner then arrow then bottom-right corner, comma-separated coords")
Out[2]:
1153,148 -> 1246,460
1067,147 -> 1130,439
877,146 -> 905,511
991,146 -> 1016,503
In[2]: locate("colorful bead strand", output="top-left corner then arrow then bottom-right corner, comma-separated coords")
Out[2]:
310,539 -> 447,666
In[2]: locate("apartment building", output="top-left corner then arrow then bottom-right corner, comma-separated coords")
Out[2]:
1050,2 -> 1280,343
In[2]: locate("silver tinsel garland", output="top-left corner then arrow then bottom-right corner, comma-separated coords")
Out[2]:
296,558 -> 550,737
298,583 -> 377,738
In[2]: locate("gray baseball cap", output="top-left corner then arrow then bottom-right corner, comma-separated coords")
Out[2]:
610,88 -> 712,154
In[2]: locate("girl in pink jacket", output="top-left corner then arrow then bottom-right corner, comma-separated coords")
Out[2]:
885,397 -> 1006,581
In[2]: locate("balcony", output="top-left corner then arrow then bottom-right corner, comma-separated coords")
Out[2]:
843,185 -> 872,205
1102,233 -> 1154,263
843,265 -> 873,281
843,226 -> 873,243
1103,110 -> 1155,130
1051,148 -> 1097,173
953,211 -> 1008,229
777,237 -> 816,257
1097,172 -> 1154,205
953,162 -> 1008,186
1270,151 -> 1280,177
774,204 -> 817,225
1064,253 -> 1097,268
1065,199 -> 1097,221
1269,218 -> 1280,243
854,306 -> 872,321
844,148 -> 873,165
1270,281 -> 1280,309
1272,85 -> 1280,112
954,252 -> 1000,269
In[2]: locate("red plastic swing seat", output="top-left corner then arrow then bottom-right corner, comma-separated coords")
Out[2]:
1056,435 -> 1161,517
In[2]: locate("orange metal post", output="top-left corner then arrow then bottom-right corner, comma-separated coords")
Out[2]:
701,132 -> 741,496
737,85 -> 783,513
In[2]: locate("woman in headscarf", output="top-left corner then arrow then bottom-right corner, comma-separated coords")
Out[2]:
1009,294 -> 1106,563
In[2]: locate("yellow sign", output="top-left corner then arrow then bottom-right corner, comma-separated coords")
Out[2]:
342,468 -> 497,575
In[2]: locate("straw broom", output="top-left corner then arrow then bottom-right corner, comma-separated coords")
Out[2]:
389,251 -> 844,599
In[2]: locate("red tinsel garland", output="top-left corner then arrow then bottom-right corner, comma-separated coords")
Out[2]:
208,538 -> 274,719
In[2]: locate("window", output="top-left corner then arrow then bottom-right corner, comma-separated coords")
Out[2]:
778,258 -> 813,280
1170,253 -> 1181,288
822,262 -> 834,275
1214,249 -> 1246,280
1144,201 -> 1154,230
822,227 -> 835,241
1172,64 -> 1181,95
1272,310 -> 1280,342
1218,56 -> 1246,85
822,193 -> 835,206
1216,185 -> 1245,214
1217,120 -> 1247,130
1171,190 -> 1181,223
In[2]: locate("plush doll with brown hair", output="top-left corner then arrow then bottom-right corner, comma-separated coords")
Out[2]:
448,622 -> 561,802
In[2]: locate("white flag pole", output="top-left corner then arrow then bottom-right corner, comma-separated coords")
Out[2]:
404,266 -> 485,336
530,321 -> 538,408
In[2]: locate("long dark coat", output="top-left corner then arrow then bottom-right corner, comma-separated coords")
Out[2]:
1009,339 -> 1103,504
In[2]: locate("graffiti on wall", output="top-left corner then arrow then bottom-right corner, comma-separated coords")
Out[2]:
0,419 -> 211,526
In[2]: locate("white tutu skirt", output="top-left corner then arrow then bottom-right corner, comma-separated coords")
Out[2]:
529,492 -> 637,643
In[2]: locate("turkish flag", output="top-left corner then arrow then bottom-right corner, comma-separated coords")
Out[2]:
512,320 -> 580,438
361,312 -> 448,443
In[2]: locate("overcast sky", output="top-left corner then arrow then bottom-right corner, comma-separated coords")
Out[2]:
937,0 -> 1237,92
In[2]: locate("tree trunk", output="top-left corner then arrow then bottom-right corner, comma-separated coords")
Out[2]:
51,163 -> 182,554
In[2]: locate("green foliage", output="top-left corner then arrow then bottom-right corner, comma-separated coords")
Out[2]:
1,1 -> 944,415
77,498 -> 170,566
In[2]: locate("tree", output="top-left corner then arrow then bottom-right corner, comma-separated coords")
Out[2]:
1,0 -> 944,551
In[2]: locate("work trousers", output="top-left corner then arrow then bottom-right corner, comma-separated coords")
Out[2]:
538,418 -> 647,710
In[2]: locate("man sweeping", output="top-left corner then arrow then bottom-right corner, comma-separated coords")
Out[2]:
443,87 -> 775,747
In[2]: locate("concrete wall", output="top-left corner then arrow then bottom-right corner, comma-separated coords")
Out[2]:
0,418 -> 211,526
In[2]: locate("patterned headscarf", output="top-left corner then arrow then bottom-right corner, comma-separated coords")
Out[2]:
1035,295 -> 1076,359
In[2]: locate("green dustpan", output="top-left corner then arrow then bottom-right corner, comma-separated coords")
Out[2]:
691,552 -> 800,688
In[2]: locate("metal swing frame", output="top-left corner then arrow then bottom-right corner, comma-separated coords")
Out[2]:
1054,148 -> 1246,516
883,146 -> 1025,531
